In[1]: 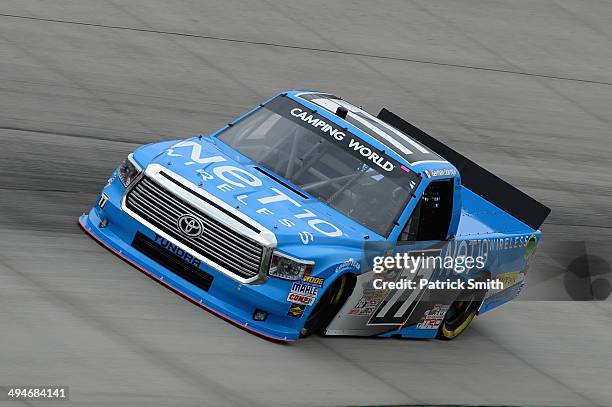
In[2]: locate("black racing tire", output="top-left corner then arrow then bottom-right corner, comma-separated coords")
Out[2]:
437,276 -> 487,340
300,274 -> 355,338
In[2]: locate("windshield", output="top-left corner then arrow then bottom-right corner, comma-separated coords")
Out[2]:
217,96 -> 421,237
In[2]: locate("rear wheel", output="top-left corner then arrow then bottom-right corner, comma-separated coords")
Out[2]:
437,278 -> 486,340
300,274 -> 355,337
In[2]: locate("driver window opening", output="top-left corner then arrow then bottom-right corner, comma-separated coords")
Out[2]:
400,180 -> 454,241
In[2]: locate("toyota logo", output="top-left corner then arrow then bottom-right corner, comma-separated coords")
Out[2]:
177,214 -> 204,238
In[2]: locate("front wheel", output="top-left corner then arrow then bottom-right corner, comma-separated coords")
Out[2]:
300,274 -> 355,337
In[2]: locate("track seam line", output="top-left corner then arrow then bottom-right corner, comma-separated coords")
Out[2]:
2,12 -> 612,87
0,125 -> 150,144
0,187 -> 76,193
544,222 -> 612,230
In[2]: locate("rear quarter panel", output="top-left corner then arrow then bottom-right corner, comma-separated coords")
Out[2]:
456,187 -> 541,314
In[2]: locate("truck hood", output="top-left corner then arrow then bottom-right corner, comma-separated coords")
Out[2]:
139,136 -> 379,254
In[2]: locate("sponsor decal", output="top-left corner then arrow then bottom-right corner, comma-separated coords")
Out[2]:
524,234 -> 538,258
287,292 -> 315,306
299,231 -> 315,245
496,271 -> 520,288
416,304 -> 449,329
287,303 -> 306,318
267,97 -> 421,193
303,94 -> 443,165
348,288 -> 388,317
97,192 -> 110,209
489,235 -> 533,251
302,275 -> 324,287
287,281 -> 319,306
424,168 -> 456,178
153,234 -> 202,267
484,270 -> 526,300
290,282 -> 318,296
105,173 -> 117,187
439,236 -> 535,272
290,107 -> 395,173
289,108 -> 347,142
335,258 -> 361,273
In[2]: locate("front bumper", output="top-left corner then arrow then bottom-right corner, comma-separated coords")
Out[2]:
79,182 -> 303,342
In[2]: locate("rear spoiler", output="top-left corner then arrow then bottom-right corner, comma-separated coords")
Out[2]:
377,108 -> 551,230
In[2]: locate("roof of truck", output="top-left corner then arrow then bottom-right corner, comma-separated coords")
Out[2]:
293,91 -> 448,167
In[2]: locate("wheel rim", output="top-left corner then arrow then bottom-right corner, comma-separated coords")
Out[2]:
301,275 -> 350,337
441,292 -> 480,339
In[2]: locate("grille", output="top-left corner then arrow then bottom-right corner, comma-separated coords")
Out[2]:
125,176 -> 265,279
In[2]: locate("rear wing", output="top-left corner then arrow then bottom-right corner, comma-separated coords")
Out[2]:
377,108 -> 550,230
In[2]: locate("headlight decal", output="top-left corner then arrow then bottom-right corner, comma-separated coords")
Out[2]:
267,252 -> 313,281
118,154 -> 142,187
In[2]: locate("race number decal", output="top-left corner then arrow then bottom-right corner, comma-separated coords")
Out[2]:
367,249 -> 439,326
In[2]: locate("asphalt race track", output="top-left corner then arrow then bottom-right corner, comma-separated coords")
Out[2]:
1,1 -> 612,406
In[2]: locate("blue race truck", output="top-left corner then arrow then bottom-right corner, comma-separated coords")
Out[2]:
79,91 -> 550,341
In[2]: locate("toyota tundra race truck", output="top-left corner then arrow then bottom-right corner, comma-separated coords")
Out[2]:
79,91 -> 550,342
